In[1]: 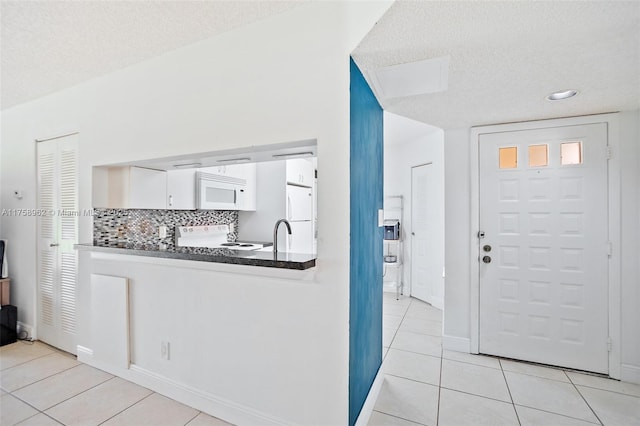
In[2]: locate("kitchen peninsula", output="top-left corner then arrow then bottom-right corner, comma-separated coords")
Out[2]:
75,141 -> 321,425
76,242 -> 316,270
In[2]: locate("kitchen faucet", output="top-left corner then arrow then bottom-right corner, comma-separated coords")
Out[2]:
273,219 -> 292,253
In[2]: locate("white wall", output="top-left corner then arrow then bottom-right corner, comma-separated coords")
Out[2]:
383,112 -> 444,306
0,2 -> 393,424
619,109 -> 640,382
442,112 -> 640,383
443,128 -> 471,345
83,254 -> 325,426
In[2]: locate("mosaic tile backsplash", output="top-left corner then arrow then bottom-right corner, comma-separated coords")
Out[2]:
93,209 -> 238,248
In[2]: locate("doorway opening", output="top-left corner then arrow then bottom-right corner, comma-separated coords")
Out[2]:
383,112 -> 445,309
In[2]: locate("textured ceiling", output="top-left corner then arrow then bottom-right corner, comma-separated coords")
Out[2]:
353,0 -> 640,129
3,1 -> 638,131
1,0 -> 303,109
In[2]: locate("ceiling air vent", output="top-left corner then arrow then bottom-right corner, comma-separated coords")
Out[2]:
368,56 -> 450,99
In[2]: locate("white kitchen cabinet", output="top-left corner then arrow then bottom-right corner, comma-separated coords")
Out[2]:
93,166 -> 167,209
240,164 -> 257,211
205,163 -> 250,180
93,164 -> 256,211
129,167 -> 167,209
167,169 -> 196,210
286,158 -> 314,187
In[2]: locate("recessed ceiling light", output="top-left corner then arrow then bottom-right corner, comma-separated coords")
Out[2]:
546,90 -> 578,101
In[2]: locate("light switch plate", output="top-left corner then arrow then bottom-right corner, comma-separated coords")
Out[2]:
378,209 -> 384,227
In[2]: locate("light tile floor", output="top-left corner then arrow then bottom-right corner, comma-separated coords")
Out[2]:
2,296 -> 639,426
372,293 -> 640,426
0,341 -> 231,426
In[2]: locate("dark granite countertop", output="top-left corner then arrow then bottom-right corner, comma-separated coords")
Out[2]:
75,243 -> 316,270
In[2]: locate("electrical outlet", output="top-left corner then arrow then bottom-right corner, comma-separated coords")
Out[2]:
161,341 -> 170,360
159,226 -> 167,238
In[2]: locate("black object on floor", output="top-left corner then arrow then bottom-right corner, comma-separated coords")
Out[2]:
0,304 -> 17,346
0,240 -> 5,277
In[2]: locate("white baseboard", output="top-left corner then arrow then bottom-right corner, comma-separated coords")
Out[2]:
442,335 -> 471,353
128,365 -> 291,426
17,322 -> 35,340
355,367 -> 385,426
621,364 -> 640,385
76,345 -> 93,362
430,296 -> 444,311
77,348 -> 290,426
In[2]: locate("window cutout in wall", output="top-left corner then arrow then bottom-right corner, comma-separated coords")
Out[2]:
499,147 -> 518,169
529,144 -> 548,167
561,142 -> 583,165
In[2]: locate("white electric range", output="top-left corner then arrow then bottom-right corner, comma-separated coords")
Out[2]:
175,225 -> 267,251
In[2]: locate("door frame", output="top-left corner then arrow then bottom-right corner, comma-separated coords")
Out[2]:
34,130 -> 79,348
469,113 -> 621,379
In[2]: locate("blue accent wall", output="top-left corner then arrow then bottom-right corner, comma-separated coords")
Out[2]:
349,58 -> 383,426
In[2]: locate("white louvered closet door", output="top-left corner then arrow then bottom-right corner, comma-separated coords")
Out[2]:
37,134 -> 79,354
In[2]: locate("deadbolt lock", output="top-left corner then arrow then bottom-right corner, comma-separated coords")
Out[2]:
483,245 -> 492,252
482,256 -> 492,264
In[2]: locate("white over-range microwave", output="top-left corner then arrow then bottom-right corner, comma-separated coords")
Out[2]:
196,171 -> 246,210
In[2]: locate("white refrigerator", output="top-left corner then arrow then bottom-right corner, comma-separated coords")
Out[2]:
285,184 -> 314,253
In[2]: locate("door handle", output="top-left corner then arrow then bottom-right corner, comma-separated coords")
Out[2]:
50,243 -> 59,247
482,255 -> 491,264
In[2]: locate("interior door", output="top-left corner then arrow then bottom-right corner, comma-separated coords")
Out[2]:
478,123 -> 609,373
37,134 -> 79,354
410,164 -> 431,304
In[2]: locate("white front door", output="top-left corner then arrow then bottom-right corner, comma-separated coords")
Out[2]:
411,163 -> 444,308
37,134 -> 79,354
478,123 -> 609,373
